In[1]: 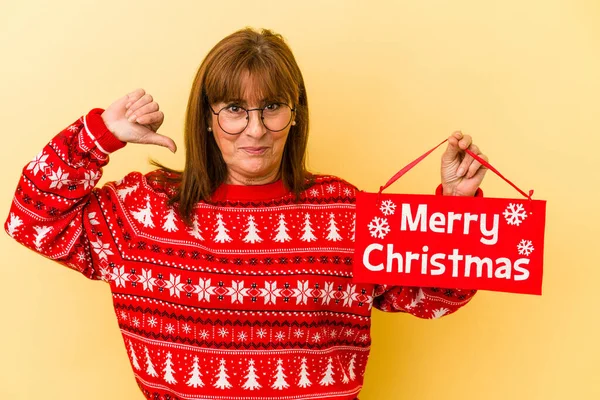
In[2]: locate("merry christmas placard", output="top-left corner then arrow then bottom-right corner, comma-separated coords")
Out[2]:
354,193 -> 546,295
352,139 -> 547,295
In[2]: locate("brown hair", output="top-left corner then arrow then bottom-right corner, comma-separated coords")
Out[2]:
153,27 -> 312,225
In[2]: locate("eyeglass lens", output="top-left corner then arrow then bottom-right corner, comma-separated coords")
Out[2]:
217,103 -> 293,134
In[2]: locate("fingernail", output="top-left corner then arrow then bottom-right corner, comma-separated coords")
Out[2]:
457,167 -> 465,177
128,114 -> 137,122
125,102 -> 131,108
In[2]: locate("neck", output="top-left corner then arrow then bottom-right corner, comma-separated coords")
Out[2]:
225,169 -> 281,186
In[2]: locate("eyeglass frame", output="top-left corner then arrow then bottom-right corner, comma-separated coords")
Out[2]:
208,102 -> 296,135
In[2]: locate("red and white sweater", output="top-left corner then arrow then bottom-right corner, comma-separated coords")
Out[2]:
5,108 -> 477,400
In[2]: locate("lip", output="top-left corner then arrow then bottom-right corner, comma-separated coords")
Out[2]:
240,147 -> 269,155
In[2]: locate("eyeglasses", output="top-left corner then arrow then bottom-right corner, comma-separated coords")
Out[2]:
209,103 -> 296,135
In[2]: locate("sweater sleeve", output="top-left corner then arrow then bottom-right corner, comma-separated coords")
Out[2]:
4,108 -> 126,281
372,184 -> 483,319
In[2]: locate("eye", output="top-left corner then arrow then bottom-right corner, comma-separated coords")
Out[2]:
223,104 -> 245,115
265,103 -> 281,111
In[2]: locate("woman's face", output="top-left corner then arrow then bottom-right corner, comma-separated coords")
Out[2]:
210,74 -> 293,185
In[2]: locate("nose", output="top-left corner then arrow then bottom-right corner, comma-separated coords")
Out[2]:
243,109 -> 267,138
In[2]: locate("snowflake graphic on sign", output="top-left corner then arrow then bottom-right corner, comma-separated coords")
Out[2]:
517,239 -> 534,256
379,199 -> 397,216
503,203 -> 527,226
368,217 -> 390,239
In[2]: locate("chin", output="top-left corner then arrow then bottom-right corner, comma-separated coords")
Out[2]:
238,162 -> 273,178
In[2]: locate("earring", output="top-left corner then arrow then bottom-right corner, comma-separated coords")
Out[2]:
207,126 -> 212,132
292,121 -> 296,126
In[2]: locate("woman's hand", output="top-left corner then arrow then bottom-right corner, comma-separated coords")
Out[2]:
101,88 -> 177,153
440,131 -> 488,196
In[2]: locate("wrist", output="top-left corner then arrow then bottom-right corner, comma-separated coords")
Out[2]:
441,184 -> 454,196
436,184 -> 484,197
86,108 -> 126,153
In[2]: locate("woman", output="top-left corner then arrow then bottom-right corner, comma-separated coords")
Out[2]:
5,28 -> 488,399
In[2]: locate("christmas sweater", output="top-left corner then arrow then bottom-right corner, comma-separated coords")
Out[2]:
5,108 -> 477,400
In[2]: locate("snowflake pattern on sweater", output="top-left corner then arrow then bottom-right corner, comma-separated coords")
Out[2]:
5,108 -> 477,400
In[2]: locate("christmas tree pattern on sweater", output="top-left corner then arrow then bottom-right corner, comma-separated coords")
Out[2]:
5,108 -> 477,399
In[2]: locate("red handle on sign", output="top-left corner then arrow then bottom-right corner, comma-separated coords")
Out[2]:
378,138 -> 534,201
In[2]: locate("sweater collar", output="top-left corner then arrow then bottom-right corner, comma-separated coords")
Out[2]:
211,179 -> 290,201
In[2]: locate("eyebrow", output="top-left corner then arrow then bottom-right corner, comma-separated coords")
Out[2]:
220,97 -> 284,106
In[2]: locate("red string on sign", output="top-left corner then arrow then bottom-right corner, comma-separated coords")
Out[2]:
462,148 -> 533,201
377,137 -> 534,203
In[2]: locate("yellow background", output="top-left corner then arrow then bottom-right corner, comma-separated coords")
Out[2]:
1,1 -> 598,399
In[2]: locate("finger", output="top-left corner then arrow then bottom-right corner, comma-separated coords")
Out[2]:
126,93 -> 153,118
140,132 -> 177,153
126,94 -> 153,118
127,102 -> 160,123
441,131 -> 464,162
125,88 -> 146,109
466,153 -> 488,179
134,110 -> 164,126
470,154 -> 489,181
458,134 -> 473,150
457,143 -> 479,177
